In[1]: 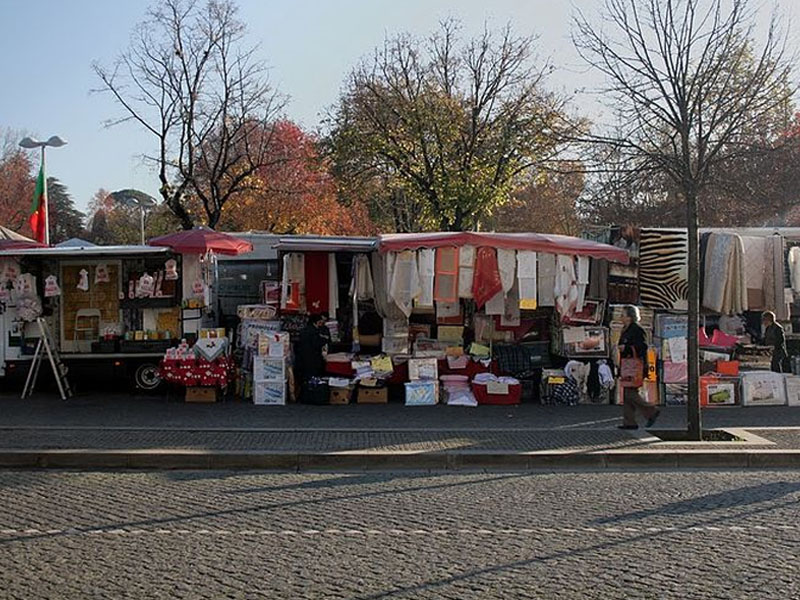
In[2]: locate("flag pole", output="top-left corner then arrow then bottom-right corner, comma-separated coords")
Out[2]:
41,146 -> 49,246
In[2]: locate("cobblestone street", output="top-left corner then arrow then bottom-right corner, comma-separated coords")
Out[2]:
1,469 -> 799,599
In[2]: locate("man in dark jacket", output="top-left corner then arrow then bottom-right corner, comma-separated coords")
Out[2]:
295,314 -> 329,386
618,305 -> 660,430
762,311 -> 788,373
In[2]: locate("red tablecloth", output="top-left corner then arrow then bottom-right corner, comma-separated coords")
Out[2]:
159,356 -> 235,387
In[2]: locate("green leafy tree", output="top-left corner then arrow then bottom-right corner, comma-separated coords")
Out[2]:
47,178 -> 85,244
326,20 -> 577,232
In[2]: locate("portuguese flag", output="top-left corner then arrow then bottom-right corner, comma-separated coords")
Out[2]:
28,165 -> 46,244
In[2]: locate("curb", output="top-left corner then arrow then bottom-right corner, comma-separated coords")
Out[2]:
2,449 -> 800,470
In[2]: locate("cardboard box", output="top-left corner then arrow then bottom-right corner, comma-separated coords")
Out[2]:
408,358 -> 438,381
700,375 -> 739,407
784,375 -> 800,407
253,356 -> 286,381
405,381 -> 439,406
186,386 -> 217,403
357,386 -> 388,404
741,371 -> 786,406
254,380 -> 286,405
329,387 -> 353,405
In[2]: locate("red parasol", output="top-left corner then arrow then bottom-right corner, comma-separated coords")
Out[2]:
147,227 -> 253,256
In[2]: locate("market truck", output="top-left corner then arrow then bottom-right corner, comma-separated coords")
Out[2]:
0,243 -> 216,392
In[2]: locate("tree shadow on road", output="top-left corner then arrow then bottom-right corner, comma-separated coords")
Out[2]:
593,481 -> 800,525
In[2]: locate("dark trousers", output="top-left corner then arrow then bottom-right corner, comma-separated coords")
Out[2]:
623,386 -> 658,426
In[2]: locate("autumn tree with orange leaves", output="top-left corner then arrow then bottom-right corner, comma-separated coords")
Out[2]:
219,121 -> 374,235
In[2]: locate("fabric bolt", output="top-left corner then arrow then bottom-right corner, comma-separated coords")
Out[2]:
517,250 -> 537,310
459,246 -> 476,299
304,252 -> 329,314
417,248 -> 436,307
497,249 -> 516,295
388,250 -> 421,318
537,253 -> 556,307
434,247 -> 459,303
472,247 -> 503,309
788,246 -> 800,293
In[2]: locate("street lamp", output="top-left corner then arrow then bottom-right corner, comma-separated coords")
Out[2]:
19,136 -> 68,246
110,189 -> 158,245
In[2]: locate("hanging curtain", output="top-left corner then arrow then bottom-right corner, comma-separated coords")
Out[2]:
371,252 -> 404,321
434,247 -> 459,303
328,254 -> 340,316
537,253 -> 556,307
497,249 -> 516,295
576,256 -> 590,311
517,250 -> 537,310
554,254 -> 578,319
281,253 -> 305,311
388,250 -> 421,318
472,247 -> 503,309
304,252 -> 329,314
459,246 -> 476,299
417,248 -> 435,307
350,254 -> 374,301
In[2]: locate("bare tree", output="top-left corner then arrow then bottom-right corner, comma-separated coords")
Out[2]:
326,20 -> 576,232
574,0 -> 795,439
93,0 -> 285,229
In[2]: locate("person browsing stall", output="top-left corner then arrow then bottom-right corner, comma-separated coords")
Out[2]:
617,305 -> 660,430
762,311 -> 788,373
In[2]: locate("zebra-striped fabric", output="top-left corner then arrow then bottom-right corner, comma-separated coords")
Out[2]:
639,228 -> 688,310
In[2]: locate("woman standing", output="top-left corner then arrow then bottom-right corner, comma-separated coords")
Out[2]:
618,305 -> 660,430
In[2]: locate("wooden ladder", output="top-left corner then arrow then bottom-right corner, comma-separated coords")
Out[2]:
22,317 -> 73,400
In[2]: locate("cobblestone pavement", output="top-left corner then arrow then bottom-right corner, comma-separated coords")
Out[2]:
1,470 -> 799,599
4,393 -> 800,431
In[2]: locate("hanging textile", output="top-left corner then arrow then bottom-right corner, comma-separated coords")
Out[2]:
501,280 -> 521,327
517,250 -> 537,310
458,246 -> 475,299
282,253 -> 305,311
554,255 -> 578,319
638,228 -> 689,310
304,252 -> 329,314
371,252 -> 404,321
497,249 -> 516,295
417,249 -> 435,307
434,247 -> 459,303
388,250 -> 420,318
772,235 -> 789,320
702,233 -> 747,315
485,290 -> 505,315
588,258 -> 608,300
537,253 -> 556,307
576,256 -> 590,312
471,247 -> 503,309
350,254 -> 373,302
328,254 -> 340,315
787,246 -> 800,294
741,236 -> 767,309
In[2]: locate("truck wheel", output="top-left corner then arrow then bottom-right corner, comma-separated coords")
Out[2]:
133,362 -> 162,392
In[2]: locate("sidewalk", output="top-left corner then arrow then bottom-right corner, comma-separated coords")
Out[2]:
1,393 -> 799,469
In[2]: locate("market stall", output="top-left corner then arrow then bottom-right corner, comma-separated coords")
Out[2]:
242,232 -> 629,407
0,243 -> 188,390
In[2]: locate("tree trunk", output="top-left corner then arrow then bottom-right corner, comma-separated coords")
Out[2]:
686,186 -> 702,441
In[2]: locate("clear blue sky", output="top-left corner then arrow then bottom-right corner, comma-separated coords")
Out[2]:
0,0 -> 795,214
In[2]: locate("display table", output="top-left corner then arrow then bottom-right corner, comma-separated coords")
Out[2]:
159,356 -> 235,387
